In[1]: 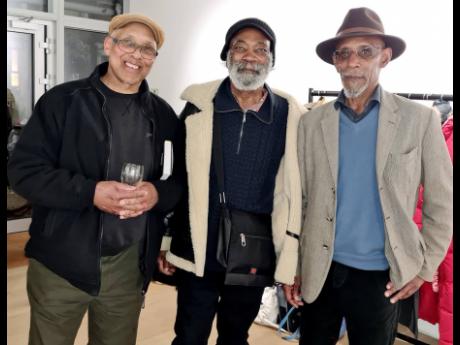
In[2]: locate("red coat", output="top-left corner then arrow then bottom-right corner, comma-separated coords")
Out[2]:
414,116 -> 453,345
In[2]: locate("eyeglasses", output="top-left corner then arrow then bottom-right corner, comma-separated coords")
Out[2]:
230,43 -> 270,58
109,36 -> 158,60
332,45 -> 384,62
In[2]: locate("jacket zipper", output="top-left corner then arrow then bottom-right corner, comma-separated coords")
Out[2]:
140,106 -> 156,302
95,86 -> 112,295
236,111 -> 247,154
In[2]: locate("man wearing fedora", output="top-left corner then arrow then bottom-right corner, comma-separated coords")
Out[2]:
283,7 -> 453,344
8,13 -> 184,345
157,17 -> 304,345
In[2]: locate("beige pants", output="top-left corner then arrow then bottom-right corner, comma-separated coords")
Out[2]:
27,243 -> 144,345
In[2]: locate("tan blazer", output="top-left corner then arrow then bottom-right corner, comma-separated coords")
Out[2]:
297,90 -> 453,303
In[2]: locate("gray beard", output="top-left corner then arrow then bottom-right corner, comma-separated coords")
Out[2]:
341,75 -> 369,98
343,83 -> 368,99
227,53 -> 272,91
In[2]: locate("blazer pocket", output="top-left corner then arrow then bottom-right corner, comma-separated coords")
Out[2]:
388,148 -> 418,191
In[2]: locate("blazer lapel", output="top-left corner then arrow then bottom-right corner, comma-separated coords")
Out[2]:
376,91 -> 400,180
321,105 -> 340,185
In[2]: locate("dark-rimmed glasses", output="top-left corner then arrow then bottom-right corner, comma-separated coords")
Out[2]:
109,36 -> 158,60
333,45 -> 384,62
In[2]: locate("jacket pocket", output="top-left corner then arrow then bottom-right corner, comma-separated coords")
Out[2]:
42,209 -> 80,238
387,148 -> 418,195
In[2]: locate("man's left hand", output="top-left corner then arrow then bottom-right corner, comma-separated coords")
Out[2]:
119,182 -> 159,219
384,276 -> 425,304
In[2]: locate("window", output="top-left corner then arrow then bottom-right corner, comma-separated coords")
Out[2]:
65,28 -> 107,81
7,19 -> 48,231
7,32 -> 34,126
7,0 -> 48,12
64,0 -> 123,21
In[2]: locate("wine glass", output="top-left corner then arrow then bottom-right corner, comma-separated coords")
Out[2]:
120,163 -> 144,186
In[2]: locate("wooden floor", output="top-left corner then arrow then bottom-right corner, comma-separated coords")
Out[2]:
7,232 -> 436,345
7,231 -> 30,268
7,231 -> 293,345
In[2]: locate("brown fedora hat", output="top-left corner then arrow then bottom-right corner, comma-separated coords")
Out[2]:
316,7 -> 406,64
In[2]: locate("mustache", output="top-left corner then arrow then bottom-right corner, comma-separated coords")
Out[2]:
341,72 -> 365,78
233,61 -> 265,74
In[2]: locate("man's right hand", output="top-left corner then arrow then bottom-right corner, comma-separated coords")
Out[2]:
282,275 -> 304,308
93,181 -> 142,216
157,250 -> 176,275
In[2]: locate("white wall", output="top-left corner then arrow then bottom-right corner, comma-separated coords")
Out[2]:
129,0 -> 453,114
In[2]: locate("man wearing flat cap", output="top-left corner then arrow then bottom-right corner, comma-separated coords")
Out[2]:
8,13 -> 184,345
157,17 -> 304,345
283,7 -> 453,344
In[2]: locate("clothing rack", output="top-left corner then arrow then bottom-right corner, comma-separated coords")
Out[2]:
307,88 -> 453,103
306,86 -> 453,345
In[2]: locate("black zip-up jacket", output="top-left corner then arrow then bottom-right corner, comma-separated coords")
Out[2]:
7,62 -> 185,296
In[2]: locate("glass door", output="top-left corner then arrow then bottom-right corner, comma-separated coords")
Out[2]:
7,18 -> 48,233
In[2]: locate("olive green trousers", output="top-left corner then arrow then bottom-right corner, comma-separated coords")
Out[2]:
27,243 -> 144,345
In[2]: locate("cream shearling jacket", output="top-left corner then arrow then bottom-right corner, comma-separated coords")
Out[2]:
162,79 -> 305,284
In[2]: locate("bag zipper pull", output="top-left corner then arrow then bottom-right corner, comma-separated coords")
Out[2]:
240,233 -> 247,247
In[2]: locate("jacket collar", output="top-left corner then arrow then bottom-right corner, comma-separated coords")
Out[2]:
213,77 -> 275,124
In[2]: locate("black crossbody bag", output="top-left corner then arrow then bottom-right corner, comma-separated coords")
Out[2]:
213,113 -> 276,287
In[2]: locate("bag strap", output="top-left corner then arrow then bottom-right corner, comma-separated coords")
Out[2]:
277,306 -> 300,340
212,113 -> 227,207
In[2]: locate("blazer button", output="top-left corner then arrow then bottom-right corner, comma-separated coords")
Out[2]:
326,216 -> 334,222
323,245 -> 329,250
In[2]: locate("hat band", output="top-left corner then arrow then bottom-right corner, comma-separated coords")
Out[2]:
337,27 -> 384,37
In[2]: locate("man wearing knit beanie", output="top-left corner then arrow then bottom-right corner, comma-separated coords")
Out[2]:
158,17 -> 305,345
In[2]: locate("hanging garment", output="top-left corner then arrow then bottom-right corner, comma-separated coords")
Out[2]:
415,116 -> 453,345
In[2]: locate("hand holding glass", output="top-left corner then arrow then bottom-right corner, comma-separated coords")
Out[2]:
121,163 -> 144,186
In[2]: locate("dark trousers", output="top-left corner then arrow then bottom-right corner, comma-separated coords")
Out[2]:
171,270 -> 265,345
300,261 -> 399,345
